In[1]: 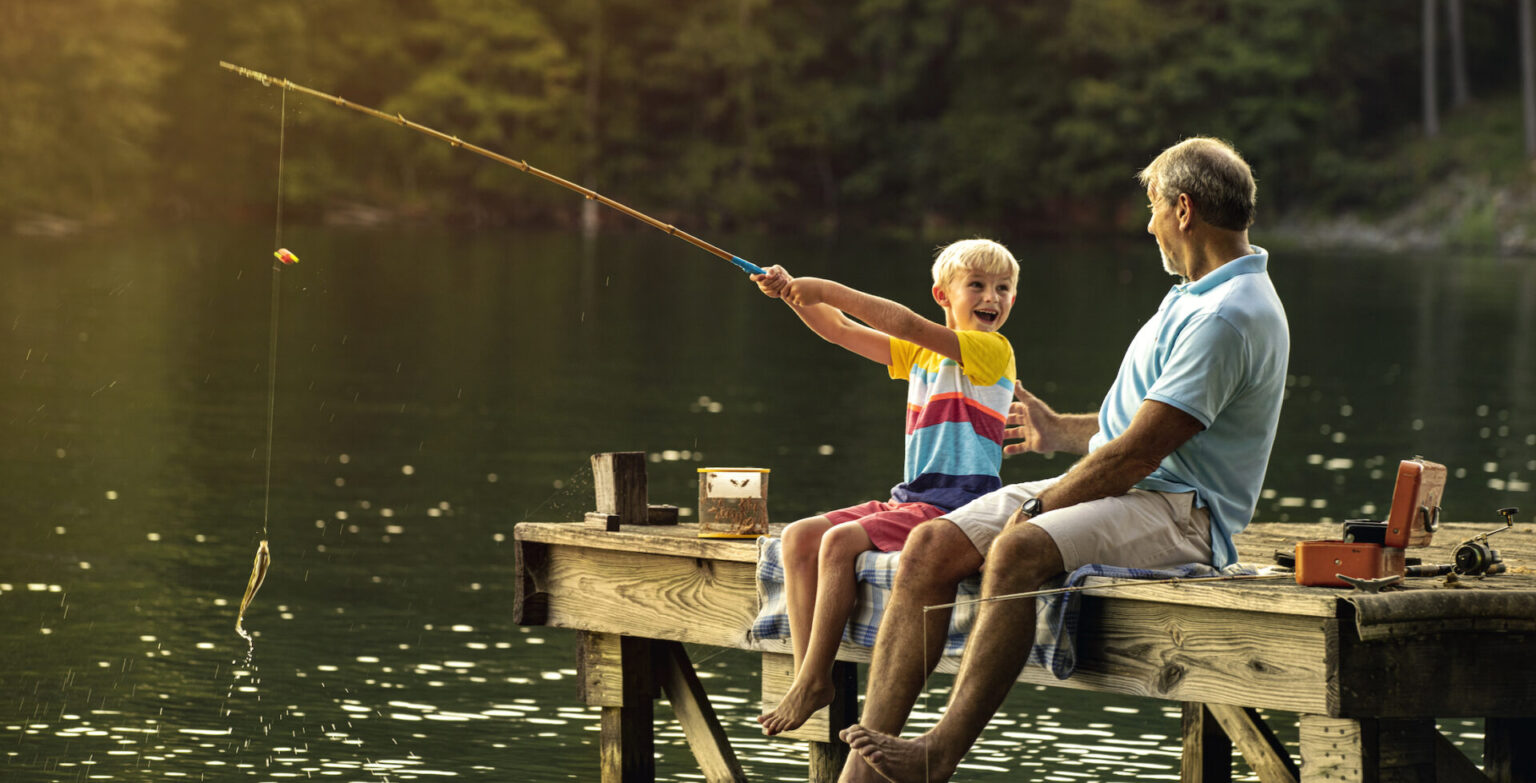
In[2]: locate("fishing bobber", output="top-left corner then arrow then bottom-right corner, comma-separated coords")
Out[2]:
274,248 -> 300,265
584,452 -> 678,532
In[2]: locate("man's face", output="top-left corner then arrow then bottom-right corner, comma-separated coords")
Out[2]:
1146,187 -> 1181,278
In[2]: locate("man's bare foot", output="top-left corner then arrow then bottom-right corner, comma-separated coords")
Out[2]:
839,724 -> 955,783
757,676 -> 835,735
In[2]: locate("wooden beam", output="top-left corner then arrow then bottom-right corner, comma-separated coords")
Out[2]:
655,641 -> 746,783
1182,702 -> 1232,783
1209,704 -> 1297,782
1485,717 -> 1536,783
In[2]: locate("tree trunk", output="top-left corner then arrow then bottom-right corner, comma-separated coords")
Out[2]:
1445,0 -> 1470,107
1521,0 -> 1536,157
1423,0 -> 1439,137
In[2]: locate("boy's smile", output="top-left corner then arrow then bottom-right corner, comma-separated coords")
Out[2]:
937,270 -> 1016,332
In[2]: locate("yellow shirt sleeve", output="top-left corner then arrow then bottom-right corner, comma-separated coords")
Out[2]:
887,336 -> 918,380
955,331 -> 1016,386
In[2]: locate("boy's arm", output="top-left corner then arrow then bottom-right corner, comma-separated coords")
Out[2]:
754,267 -> 892,365
781,277 -> 962,363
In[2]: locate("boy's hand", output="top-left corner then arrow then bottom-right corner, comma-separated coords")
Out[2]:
752,265 -> 793,299
781,277 -> 830,307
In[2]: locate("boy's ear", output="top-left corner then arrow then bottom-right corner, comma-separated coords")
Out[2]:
932,285 -> 950,307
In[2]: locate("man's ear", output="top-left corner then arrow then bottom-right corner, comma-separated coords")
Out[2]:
1177,192 -> 1196,231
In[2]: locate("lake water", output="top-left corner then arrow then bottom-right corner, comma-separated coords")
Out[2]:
3,226 -> 1529,781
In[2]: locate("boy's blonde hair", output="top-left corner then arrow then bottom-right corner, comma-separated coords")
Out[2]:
931,239 -> 1019,290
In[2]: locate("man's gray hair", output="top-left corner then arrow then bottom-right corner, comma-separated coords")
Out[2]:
1137,137 -> 1257,232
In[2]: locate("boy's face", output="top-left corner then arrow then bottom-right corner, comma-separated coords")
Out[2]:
934,268 -> 1016,332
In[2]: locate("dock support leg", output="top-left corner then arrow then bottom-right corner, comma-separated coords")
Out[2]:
1181,702 -> 1232,783
1208,704 -> 1297,782
655,640 -> 746,782
579,632 -> 658,783
1486,717 -> 1536,783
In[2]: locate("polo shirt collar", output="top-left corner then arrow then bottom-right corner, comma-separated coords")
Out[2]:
1175,245 -> 1268,295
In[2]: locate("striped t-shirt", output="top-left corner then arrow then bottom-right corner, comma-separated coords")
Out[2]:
886,331 -> 1017,512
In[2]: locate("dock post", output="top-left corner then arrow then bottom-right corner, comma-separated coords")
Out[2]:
587,452 -> 651,531
578,631 -> 658,782
1180,702 -> 1232,782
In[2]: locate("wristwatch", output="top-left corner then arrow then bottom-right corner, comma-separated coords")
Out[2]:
1020,497 -> 1043,519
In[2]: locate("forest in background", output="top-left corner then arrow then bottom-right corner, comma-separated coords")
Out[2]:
3,0 -> 1532,241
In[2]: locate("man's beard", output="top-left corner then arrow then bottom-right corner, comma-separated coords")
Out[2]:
1160,247 -> 1180,277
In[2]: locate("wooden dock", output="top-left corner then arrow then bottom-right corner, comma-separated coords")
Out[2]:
515,501 -> 1536,782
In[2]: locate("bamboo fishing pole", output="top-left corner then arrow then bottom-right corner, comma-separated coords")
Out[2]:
922,571 -> 1292,613
219,61 -> 766,276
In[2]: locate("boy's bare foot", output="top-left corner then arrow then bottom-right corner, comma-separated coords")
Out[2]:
758,676 -> 836,735
839,724 -> 954,783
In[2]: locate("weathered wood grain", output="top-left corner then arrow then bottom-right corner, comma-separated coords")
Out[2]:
516,521 -> 762,563
542,544 -> 760,647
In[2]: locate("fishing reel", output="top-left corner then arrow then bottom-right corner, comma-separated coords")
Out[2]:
1451,507 -> 1517,576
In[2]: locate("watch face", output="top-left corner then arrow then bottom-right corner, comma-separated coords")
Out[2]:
1023,498 -> 1042,516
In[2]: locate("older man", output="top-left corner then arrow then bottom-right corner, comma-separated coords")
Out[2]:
837,137 -> 1290,782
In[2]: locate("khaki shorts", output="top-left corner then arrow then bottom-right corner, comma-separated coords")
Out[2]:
944,476 -> 1213,571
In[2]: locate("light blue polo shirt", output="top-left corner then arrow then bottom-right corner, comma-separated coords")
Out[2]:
1088,247 -> 1289,568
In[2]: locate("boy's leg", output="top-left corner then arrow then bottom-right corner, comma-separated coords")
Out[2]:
780,516 -> 834,676
760,521 -> 873,735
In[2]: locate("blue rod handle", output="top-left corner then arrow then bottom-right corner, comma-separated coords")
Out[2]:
729,256 -> 765,276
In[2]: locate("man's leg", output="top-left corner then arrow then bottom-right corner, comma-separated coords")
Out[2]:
838,519 -> 982,782
843,522 -> 1063,783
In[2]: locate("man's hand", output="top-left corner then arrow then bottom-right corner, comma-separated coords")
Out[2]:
752,265 -> 793,299
1004,383 -> 1060,456
1004,383 -> 1099,457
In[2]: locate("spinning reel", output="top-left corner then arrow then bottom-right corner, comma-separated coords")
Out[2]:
1452,507 -> 1517,576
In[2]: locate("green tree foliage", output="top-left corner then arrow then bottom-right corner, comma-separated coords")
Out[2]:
9,0 -> 1530,231
0,0 -> 180,223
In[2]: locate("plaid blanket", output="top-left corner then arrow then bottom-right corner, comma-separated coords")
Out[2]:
749,536 -> 1257,679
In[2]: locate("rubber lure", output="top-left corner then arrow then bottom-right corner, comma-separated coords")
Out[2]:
235,539 -> 271,640
274,248 -> 300,265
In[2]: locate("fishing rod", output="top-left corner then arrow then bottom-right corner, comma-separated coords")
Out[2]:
219,61 -> 766,276
922,571 -> 1292,613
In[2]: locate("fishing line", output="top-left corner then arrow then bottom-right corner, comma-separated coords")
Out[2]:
219,61 -> 766,277
263,85 -> 287,536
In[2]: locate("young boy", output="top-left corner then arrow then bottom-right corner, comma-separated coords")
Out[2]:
751,239 -> 1018,736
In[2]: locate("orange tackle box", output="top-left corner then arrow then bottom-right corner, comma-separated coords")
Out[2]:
1294,458 -> 1445,587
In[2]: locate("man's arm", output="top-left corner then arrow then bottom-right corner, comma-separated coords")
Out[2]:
780,277 -> 963,363
1015,399 -> 1204,525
